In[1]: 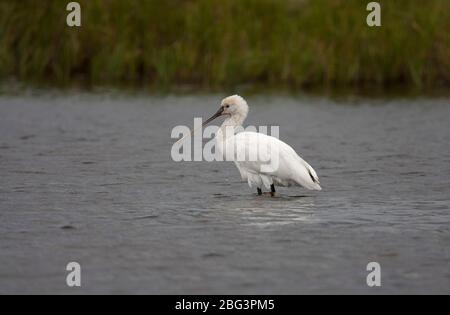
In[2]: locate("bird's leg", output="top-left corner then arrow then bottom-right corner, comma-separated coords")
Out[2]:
257,188 -> 263,196
270,184 -> 276,197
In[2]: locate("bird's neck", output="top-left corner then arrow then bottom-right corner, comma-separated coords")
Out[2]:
216,114 -> 246,143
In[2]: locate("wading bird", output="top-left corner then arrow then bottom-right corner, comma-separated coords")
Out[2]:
202,95 -> 322,196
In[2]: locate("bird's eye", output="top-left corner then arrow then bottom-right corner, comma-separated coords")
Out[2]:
225,105 -> 230,108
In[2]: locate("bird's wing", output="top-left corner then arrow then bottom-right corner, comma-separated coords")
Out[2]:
226,132 -> 321,190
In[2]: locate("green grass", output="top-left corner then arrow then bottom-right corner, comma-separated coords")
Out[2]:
1,0 -> 449,91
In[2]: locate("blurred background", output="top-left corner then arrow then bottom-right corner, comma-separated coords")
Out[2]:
1,0 -> 449,93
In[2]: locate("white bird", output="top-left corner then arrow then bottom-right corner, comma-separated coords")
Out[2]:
201,95 -> 322,196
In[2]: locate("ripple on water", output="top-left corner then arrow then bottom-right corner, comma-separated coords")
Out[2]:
1,94 -> 449,294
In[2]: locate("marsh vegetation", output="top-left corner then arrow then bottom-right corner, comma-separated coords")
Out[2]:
1,0 -> 449,91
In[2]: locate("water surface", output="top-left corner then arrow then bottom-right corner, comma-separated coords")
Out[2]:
0,92 -> 449,294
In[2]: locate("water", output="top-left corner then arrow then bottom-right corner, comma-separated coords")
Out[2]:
0,92 -> 449,294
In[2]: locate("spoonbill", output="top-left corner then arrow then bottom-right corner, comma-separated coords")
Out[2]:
201,95 -> 322,196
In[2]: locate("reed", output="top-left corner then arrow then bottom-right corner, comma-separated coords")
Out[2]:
1,0 -> 449,90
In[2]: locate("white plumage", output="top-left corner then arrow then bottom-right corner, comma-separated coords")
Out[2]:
230,132 -> 321,190
203,95 -> 321,195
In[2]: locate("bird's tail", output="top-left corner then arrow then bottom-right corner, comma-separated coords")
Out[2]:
307,167 -> 322,191
301,160 -> 322,191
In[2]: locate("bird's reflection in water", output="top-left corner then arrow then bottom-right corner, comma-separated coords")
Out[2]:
212,194 -> 317,227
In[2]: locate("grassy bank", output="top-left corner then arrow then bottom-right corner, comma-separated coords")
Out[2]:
0,0 -> 449,91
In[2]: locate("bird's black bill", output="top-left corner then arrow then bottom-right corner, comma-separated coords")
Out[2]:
202,107 -> 224,127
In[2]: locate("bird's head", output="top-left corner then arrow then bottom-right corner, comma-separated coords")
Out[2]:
202,95 -> 249,127
220,95 -> 249,117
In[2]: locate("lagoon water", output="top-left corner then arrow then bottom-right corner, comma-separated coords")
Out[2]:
0,92 -> 449,294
